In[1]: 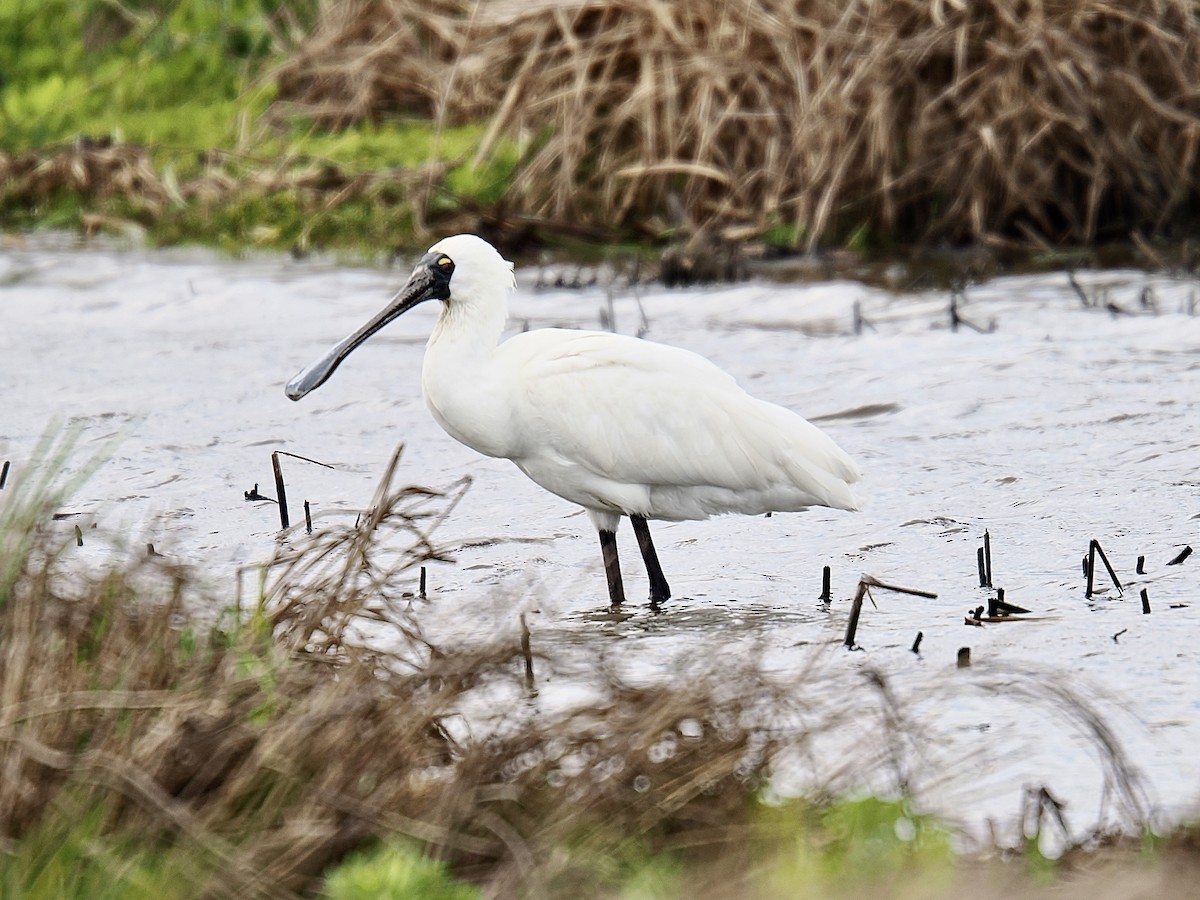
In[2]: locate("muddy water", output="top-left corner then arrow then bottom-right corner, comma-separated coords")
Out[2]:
2,236 -> 1198,844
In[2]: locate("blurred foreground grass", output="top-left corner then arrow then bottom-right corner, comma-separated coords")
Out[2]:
2,435 -> 1198,897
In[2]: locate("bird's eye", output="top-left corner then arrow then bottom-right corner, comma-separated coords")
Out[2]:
437,256 -> 453,272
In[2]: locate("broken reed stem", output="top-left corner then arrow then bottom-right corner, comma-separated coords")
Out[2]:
977,548 -> 987,588
0,460 -> 9,489
272,451 -> 334,469
520,612 -> 535,695
993,589 -> 1031,616
1140,588 -> 1151,614
74,524 -> 83,547
1136,555 -> 1146,575
983,530 -> 993,588
819,565 -> 831,601
1085,544 -> 1096,598
843,580 -> 868,648
304,500 -> 312,535
1091,539 -> 1124,596
911,631 -> 923,654
1166,545 -> 1193,566
860,574 -> 938,599
271,451 -> 289,530
419,565 -> 427,600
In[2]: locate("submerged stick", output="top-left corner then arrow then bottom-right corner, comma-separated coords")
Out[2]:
911,631 -> 923,654
1136,555 -> 1146,575
1141,588 -> 1151,615
957,647 -> 971,668
983,530 -> 993,588
1067,270 -> 1091,307
74,524 -> 83,547
852,300 -> 874,335
0,460 -> 9,489
303,500 -> 312,535
1112,628 -> 1127,643
271,452 -> 289,530
1166,545 -> 1193,566
419,565 -> 427,600
949,290 -> 993,333
819,565 -> 831,601
977,547 -> 987,587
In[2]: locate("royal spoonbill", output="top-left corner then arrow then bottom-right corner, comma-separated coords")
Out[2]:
286,234 -> 859,608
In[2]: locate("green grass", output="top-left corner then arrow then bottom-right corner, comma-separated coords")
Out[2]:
0,795 -> 214,900
323,842 -> 481,900
0,0 -> 282,150
756,796 -> 954,897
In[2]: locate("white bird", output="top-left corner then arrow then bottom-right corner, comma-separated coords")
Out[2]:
286,234 -> 860,608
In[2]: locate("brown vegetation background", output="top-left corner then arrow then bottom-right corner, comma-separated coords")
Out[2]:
276,0 -> 1200,249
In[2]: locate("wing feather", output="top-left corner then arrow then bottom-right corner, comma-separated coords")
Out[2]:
499,330 -> 857,505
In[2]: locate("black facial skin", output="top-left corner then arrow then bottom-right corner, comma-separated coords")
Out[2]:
285,251 -> 455,401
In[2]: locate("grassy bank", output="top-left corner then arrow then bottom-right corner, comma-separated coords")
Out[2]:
5,1 -> 1200,259
2,438 -> 1198,898
0,0 -> 519,256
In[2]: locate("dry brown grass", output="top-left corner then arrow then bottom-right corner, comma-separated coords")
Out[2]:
276,0 -> 1200,249
0,140 -> 449,249
0,140 -> 169,212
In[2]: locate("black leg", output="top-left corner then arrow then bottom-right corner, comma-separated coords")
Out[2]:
598,528 -> 626,607
631,515 -> 671,604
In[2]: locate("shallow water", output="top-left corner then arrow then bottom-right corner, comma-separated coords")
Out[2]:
2,235 -> 1198,844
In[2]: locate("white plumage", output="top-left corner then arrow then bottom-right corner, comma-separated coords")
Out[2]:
287,234 -> 859,607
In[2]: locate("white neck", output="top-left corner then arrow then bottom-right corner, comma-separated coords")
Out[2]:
420,288 -> 515,459
428,287 -> 508,351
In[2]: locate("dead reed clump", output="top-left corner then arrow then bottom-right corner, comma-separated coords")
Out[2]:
277,0 -> 1200,249
0,140 -> 169,214
270,0 -> 477,128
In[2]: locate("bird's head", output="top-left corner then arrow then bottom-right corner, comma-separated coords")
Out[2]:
285,234 -> 514,401
427,233 -> 516,308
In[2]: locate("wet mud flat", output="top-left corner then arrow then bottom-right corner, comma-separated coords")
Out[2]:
1,236 -> 1198,843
